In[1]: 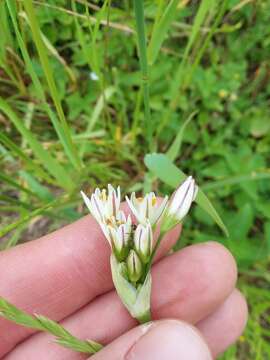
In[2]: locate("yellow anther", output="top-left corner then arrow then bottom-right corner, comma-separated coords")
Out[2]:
102,189 -> 107,201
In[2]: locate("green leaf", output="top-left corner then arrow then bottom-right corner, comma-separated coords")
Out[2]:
144,153 -> 229,237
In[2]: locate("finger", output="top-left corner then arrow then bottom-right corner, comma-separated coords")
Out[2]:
197,288 -> 248,358
8,242 -> 237,359
4,290 -> 246,360
0,205 -> 180,357
91,320 -> 212,360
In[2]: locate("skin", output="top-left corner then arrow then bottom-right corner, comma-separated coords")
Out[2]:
0,205 -> 248,359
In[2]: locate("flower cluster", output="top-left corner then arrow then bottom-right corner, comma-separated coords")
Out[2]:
81,176 -> 198,321
81,185 -> 167,285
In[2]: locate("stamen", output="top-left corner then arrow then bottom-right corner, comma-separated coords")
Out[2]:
146,198 -> 149,218
102,189 -> 107,201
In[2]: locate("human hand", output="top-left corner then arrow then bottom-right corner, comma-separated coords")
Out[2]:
0,204 -> 247,359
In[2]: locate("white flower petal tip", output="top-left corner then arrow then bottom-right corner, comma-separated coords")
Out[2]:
125,192 -> 168,226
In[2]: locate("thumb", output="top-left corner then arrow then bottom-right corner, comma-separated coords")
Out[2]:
91,319 -> 213,360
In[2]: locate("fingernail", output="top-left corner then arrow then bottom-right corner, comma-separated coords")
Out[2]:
125,320 -> 212,360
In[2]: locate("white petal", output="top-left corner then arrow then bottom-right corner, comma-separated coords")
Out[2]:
91,194 -> 104,222
175,179 -> 195,220
80,191 -> 93,213
168,176 -> 193,214
126,195 -> 140,222
150,195 -> 168,225
100,223 -> 112,246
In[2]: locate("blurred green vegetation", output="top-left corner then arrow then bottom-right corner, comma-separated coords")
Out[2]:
0,0 -> 269,358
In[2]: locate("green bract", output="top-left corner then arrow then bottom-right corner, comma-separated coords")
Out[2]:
111,254 -> 151,323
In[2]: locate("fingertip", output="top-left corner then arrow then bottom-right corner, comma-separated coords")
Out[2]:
192,241 -> 238,304
202,241 -> 238,283
126,320 -> 212,360
151,241 -> 238,323
92,320 -> 212,360
197,288 -> 248,357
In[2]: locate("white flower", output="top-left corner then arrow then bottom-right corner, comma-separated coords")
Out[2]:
90,71 -> 99,81
81,184 -> 121,224
162,176 -> 198,231
134,222 -> 153,263
126,192 -> 168,226
101,215 -> 132,260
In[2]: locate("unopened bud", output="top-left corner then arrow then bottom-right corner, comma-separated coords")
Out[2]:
126,250 -> 143,283
110,222 -> 131,261
161,176 -> 198,231
134,223 -> 153,263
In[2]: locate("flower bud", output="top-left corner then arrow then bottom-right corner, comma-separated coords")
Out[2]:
134,223 -> 153,263
126,250 -> 143,283
109,220 -> 131,261
162,176 -> 198,231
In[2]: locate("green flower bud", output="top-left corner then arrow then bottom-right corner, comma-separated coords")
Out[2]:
126,250 -> 143,283
107,218 -> 132,261
134,222 -> 153,263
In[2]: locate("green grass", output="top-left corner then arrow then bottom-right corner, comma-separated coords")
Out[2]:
0,0 -> 270,358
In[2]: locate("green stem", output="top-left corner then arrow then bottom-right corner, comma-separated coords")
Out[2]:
133,0 -> 152,150
137,309 -> 151,324
145,230 -> 166,275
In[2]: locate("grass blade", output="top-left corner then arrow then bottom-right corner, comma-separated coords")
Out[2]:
0,98 -> 74,190
133,0 -> 152,149
79,86 -> 115,157
144,153 -> 229,236
5,0 -> 79,171
183,0 -> 229,88
23,0 -> 82,170
148,0 -> 180,65
166,111 -> 197,161
157,0 -> 214,134
0,173 -> 35,197
0,132 -> 53,183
